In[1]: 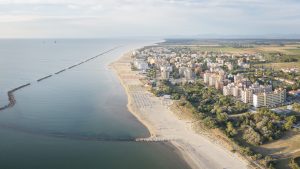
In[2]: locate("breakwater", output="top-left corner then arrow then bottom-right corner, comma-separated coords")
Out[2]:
0,46 -> 121,112
0,123 -> 172,143
37,75 -> 52,82
0,83 -> 31,111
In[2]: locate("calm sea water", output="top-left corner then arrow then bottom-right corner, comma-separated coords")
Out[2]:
0,39 -> 190,169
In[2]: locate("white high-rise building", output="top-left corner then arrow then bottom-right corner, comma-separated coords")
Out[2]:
241,89 -> 254,104
209,76 -> 217,86
232,86 -> 240,97
133,59 -> 149,71
223,83 -> 235,96
240,83 -> 272,104
161,67 -> 170,80
253,88 -> 286,108
184,68 -> 193,80
203,72 -> 211,84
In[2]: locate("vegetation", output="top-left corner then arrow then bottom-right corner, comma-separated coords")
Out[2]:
289,157 -> 300,169
172,86 -> 297,168
293,103 -> 300,112
237,109 -> 288,145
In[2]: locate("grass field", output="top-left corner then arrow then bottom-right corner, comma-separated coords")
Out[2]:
191,46 -> 256,53
254,62 -> 300,70
187,44 -> 300,56
253,131 -> 300,169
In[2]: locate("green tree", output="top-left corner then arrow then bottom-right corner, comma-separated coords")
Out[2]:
203,117 -> 217,129
243,126 -> 263,145
226,122 -> 237,136
284,116 -> 296,130
216,112 -> 229,123
289,157 -> 300,169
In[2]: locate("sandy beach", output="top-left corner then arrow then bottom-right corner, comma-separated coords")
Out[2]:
111,52 -> 250,169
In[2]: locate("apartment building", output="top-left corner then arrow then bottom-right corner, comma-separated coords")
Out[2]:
253,88 -> 286,108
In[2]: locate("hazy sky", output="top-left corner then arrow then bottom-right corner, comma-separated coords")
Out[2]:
0,0 -> 300,38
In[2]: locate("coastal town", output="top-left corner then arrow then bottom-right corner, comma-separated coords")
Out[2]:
133,46 -> 297,109
1,0 -> 300,169
131,40 -> 300,169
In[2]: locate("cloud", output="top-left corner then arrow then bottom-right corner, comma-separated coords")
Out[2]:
0,0 -> 299,37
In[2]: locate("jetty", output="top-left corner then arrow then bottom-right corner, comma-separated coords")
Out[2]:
0,46 -> 121,112
0,122 -> 175,143
0,83 -> 31,110
37,75 -> 52,82
55,69 -> 66,75
135,137 -> 176,142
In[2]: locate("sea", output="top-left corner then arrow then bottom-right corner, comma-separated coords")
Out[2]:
0,39 -> 190,169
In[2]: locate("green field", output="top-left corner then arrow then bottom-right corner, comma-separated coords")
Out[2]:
194,44 -> 300,56
255,62 -> 300,70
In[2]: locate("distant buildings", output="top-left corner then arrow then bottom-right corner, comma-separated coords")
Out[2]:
281,67 -> 299,73
274,77 -> 296,85
203,71 -> 225,88
133,58 -> 149,71
237,58 -> 250,69
225,62 -> 233,71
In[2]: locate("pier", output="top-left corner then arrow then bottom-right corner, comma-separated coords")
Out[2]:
0,46 -> 121,112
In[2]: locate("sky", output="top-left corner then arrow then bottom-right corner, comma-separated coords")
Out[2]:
0,0 -> 300,38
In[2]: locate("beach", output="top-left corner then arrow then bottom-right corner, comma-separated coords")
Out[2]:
111,51 -> 251,169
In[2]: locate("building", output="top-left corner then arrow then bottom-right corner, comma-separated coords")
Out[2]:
161,66 -> 170,80
179,67 -> 186,76
234,74 -> 243,84
225,62 -> 233,71
133,59 -> 149,71
253,88 -> 286,108
204,71 -> 224,87
184,68 -> 193,80
223,83 -> 235,96
209,75 -> 217,86
203,72 -> 211,84
241,88 -> 254,104
216,58 -> 225,65
237,58 -> 244,66
240,83 -> 272,104
215,81 -> 224,90
232,86 -> 240,97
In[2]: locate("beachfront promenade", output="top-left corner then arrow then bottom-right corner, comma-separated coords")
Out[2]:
111,53 -> 250,169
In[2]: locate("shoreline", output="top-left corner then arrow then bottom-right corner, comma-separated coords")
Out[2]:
110,51 -> 250,169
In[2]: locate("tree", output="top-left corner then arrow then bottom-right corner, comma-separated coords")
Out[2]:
203,117 -> 217,129
293,103 -> 300,112
284,116 -> 296,130
289,157 -> 300,169
226,122 -> 237,137
243,126 -> 263,145
216,112 -> 229,123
